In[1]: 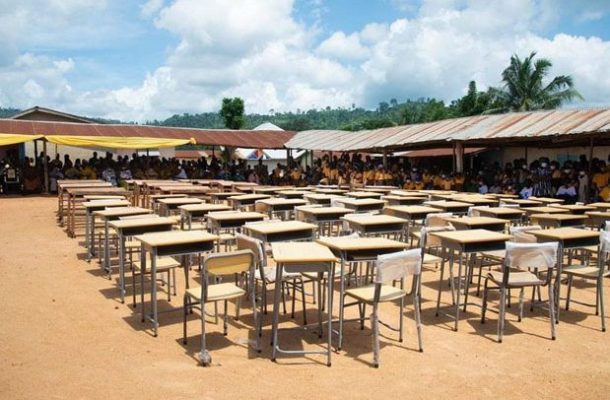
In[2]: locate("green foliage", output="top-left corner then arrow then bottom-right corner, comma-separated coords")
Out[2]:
0,107 -> 21,118
219,97 -> 245,129
487,51 -> 583,113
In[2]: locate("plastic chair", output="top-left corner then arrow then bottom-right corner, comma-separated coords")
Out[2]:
182,249 -> 257,366
563,230 -> 610,332
343,248 -> 423,367
481,241 -> 559,342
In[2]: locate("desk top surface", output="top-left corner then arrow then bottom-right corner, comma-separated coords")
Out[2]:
272,242 -> 337,263
136,230 -> 218,247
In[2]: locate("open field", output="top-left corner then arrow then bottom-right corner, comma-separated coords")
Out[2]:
1,196 -> 609,400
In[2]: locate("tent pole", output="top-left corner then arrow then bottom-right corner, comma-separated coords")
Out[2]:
34,139 -> 38,165
43,140 -> 49,194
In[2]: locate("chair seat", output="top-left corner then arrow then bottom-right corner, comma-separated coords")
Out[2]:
423,253 -> 442,265
185,283 -> 245,302
487,271 -> 543,287
186,222 -> 207,230
345,284 -> 406,303
481,250 -> 505,261
563,264 -> 609,279
256,266 -> 301,282
219,233 -> 235,242
124,241 -> 141,249
301,268 -> 345,281
133,257 -> 181,272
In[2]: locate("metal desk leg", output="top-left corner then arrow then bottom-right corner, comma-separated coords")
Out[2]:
118,233 -> 126,303
140,247 -> 147,322
151,250 -> 158,336
85,209 -> 90,256
89,214 -> 96,262
435,247 -> 448,317
338,256 -> 346,350
554,243 -> 564,324
104,221 -> 110,278
454,250 -> 464,331
326,262 -> 335,366
271,262 -> 284,361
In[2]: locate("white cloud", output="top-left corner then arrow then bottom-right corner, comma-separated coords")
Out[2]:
316,31 -> 370,60
0,0 -> 609,121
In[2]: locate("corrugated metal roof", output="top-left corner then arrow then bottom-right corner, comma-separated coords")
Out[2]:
285,108 -> 610,151
0,119 -> 294,149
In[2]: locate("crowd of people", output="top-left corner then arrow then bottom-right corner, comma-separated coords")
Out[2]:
2,150 -> 610,203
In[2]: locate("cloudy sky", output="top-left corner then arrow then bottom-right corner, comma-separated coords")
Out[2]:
0,0 -> 609,121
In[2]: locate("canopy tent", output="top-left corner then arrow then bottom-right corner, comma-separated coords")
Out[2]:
0,133 -> 43,146
0,119 -> 295,149
44,135 -> 195,149
285,108 -> 610,152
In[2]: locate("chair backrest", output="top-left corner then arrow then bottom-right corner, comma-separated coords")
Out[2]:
235,233 -> 266,266
504,241 -> 558,270
419,225 -> 455,248
204,249 -> 255,276
509,225 -> 541,243
374,248 -> 422,284
499,201 -> 518,208
600,231 -> 610,259
254,201 -> 266,214
424,212 -> 452,228
468,206 -> 489,217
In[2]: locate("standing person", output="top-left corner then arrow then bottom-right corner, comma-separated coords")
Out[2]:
577,170 -> 589,203
533,158 -> 551,197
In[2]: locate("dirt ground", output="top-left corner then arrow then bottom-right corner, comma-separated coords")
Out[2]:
1,196 -> 609,400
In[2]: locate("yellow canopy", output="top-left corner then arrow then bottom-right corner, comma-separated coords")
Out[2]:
45,135 -> 196,149
0,133 -> 43,146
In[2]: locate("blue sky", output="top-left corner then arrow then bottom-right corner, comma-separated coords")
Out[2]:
0,0 -> 609,121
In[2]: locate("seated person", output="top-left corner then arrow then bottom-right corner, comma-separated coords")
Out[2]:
556,180 -> 577,203
519,180 -> 534,199
599,182 -> 610,202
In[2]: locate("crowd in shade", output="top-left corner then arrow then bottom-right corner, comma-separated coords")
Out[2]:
1,150 -> 610,203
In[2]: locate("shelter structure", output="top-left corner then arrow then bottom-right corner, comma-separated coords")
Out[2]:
286,108 -> 610,172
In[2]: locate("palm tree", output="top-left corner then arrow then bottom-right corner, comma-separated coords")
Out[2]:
486,52 -> 582,113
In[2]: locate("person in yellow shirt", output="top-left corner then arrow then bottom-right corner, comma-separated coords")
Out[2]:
403,178 -> 415,190
453,173 -> 465,191
433,174 -> 444,189
592,169 -> 609,191
373,167 -> 385,185
422,170 -> 433,187
441,175 -> 453,190
383,170 -> 393,185
599,182 -> 610,202
80,161 -> 97,179
413,179 -> 425,190
290,167 -> 302,184
364,168 -> 375,185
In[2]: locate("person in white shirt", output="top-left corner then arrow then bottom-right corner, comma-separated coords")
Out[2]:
478,179 -> 489,194
520,180 -> 533,199
556,180 -> 577,203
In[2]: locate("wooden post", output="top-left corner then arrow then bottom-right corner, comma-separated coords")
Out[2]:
382,150 -> 388,168
33,139 -> 38,165
588,137 -> 594,202
43,140 -> 49,194
455,142 -> 464,173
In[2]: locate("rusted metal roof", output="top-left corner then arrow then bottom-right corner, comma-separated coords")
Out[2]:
0,119 -> 294,149
286,108 -> 610,152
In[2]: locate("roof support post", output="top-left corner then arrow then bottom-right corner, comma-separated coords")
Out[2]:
43,140 -> 49,194
382,150 -> 388,168
588,137 -> 594,202
455,142 -> 464,173
33,139 -> 38,165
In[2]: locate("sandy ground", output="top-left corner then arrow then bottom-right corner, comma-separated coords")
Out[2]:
1,196 -> 609,400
